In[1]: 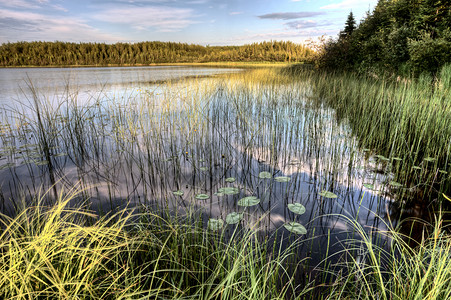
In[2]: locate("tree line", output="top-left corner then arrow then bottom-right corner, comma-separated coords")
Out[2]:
318,0 -> 451,76
0,41 -> 314,67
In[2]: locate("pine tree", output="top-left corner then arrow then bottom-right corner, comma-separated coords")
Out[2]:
341,11 -> 356,39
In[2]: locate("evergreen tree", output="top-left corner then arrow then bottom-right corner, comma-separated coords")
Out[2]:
340,12 -> 356,39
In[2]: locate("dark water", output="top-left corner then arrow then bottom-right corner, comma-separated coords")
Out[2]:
0,67 -> 404,272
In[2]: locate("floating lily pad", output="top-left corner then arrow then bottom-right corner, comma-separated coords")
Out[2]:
225,177 -> 236,183
199,167 -> 208,171
238,196 -> 260,207
283,222 -> 307,235
375,155 -> 390,162
259,171 -> 272,179
217,187 -> 240,195
287,203 -> 306,215
208,219 -> 223,231
363,183 -> 375,190
389,181 -> 403,188
274,176 -> 290,182
195,193 -> 209,200
225,212 -> 243,224
173,190 -> 184,196
215,192 -> 225,197
424,157 -> 436,162
318,191 -> 338,199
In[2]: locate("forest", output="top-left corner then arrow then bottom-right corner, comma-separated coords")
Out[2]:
0,40 -> 314,67
318,0 -> 451,76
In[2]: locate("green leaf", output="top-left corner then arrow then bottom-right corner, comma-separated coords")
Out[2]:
199,167 -> 208,171
389,181 -> 403,188
208,219 -> 223,231
238,196 -> 260,207
225,177 -> 236,183
287,203 -> 306,215
363,183 -> 374,190
274,176 -> 290,182
258,171 -> 272,179
195,193 -> 209,200
217,187 -> 240,195
318,191 -> 338,199
225,212 -> 243,224
283,222 -> 307,235
173,190 -> 184,196
424,157 -> 436,162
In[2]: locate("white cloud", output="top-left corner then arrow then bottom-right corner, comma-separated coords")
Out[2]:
92,6 -> 196,32
0,9 -> 124,43
320,0 -> 377,10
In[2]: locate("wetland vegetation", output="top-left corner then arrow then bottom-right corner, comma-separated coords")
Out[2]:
0,1 -> 450,298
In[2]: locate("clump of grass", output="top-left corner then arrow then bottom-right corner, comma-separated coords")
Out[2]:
0,186 -> 314,299
325,199 -> 451,300
288,65 -> 451,202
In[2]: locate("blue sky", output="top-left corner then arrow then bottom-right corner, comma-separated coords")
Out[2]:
0,0 -> 377,45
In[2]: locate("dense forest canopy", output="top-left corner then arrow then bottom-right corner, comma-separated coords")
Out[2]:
0,41 -> 314,67
319,0 -> 451,76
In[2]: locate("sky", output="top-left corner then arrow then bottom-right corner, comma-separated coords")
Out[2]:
0,0 -> 378,45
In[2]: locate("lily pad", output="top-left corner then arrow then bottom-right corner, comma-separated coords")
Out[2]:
195,193 -> 209,200
375,155 -> 390,162
283,222 -> 307,235
225,177 -> 236,183
318,191 -> 338,199
259,171 -> 272,179
389,181 -> 403,188
274,176 -> 290,182
173,190 -> 184,196
363,183 -> 375,190
218,187 -> 240,195
208,219 -> 224,231
199,167 -> 208,171
225,212 -> 243,224
287,203 -> 306,215
238,196 -> 260,207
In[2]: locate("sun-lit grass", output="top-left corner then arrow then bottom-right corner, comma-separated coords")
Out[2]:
0,66 -> 449,298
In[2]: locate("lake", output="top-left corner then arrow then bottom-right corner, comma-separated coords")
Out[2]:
0,66 -> 398,269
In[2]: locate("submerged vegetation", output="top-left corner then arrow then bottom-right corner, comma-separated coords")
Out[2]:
0,40 -> 314,67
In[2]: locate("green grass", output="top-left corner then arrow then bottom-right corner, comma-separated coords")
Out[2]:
0,66 -> 450,298
286,64 -> 451,203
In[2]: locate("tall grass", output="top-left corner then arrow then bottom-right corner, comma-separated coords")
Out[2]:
0,186 -> 313,299
0,66 -> 450,298
286,65 -> 451,202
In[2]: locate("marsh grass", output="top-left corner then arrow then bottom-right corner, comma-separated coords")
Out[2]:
0,66 -> 450,298
286,65 -> 451,203
0,186 -> 314,299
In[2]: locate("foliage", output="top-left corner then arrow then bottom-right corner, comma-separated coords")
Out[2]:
318,0 -> 451,76
0,40 -> 314,66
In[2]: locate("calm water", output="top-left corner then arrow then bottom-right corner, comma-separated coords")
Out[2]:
0,66 -> 240,107
0,66 -> 400,269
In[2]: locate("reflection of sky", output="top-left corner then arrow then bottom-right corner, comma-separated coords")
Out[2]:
0,70 -> 394,268
0,66 -> 240,107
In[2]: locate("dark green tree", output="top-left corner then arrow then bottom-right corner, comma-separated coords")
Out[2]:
340,11 -> 356,39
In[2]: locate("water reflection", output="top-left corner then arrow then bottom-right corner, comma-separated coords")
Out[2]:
0,70 -> 405,269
